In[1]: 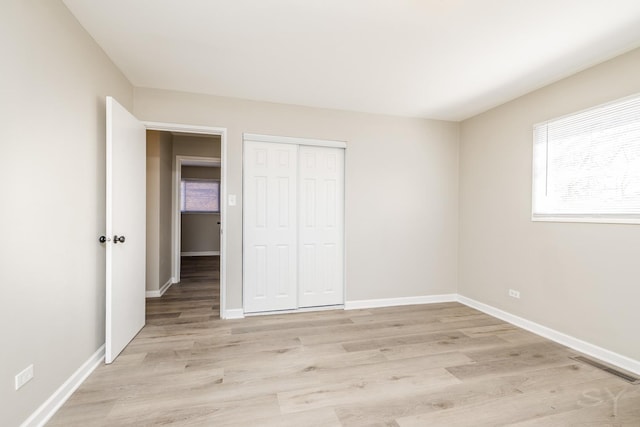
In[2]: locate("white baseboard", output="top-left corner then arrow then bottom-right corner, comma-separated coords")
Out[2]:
457,295 -> 640,376
180,251 -> 220,256
223,308 -> 245,319
21,345 -> 105,427
145,277 -> 175,298
345,294 -> 457,310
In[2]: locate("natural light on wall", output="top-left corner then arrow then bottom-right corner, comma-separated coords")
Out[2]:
532,93 -> 640,224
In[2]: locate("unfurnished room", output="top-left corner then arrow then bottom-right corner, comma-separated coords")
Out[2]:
2,1 -> 640,426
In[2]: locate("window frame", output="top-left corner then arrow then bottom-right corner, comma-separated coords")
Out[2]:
531,93 -> 640,225
180,178 -> 221,214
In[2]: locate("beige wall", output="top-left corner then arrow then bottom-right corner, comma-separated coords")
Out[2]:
146,130 -> 173,292
459,47 -> 640,361
146,132 -> 161,290
173,134 -> 221,158
181,166 -> 221,254
159,133 -> 173,285
182,165 -> 221,180
0,1 -> 133,425
134,89 -> 461,310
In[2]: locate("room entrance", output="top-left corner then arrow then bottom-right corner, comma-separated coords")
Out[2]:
145,128 -> 227,318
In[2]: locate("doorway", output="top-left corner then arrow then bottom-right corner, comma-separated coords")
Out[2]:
144,123 -> 228,318
175,156 -> 221,276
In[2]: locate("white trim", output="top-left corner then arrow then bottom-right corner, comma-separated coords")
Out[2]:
224,309 -> 245,319
143,121 -> 228,320
344,294 -> 457,310
144,121 -> 227,136
342,149 -> 348,308
180,251 -> 220,257
457,295 -> 640,376
244,133 -> 347,148
20,345 -> 105,427
145,278 -> 174,298
531,215 -> 640,225
219,130 -> 228,319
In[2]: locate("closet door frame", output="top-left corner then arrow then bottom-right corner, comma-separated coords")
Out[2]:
242,133 -> 347,314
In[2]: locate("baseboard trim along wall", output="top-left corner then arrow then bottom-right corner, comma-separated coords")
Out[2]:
180,251 -> 220,256
457,295 -> 640,376
21,345 -> 105,427
344,294 -> 458,310
145,278 -> 175,298
223,308 -> 245,319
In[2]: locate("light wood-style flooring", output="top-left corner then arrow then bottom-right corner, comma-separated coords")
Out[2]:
48,256 -> 640,426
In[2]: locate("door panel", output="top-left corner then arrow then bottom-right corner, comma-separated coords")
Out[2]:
105,96 -> 146,364
298,146 -> 345,308
244,142 -> 298,313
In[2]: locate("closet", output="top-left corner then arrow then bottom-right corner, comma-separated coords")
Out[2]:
243,134 -> 345,314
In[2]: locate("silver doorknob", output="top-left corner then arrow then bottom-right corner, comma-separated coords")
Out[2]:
114,235 -> 126,244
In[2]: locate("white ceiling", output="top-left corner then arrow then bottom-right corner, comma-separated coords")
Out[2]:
62,0 -> 640,121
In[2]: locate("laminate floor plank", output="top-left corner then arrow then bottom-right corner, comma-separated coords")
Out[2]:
300,316 -> 504,347
277,366 -> 460,415
379,335 -> 510,361
395,377 -> 640,427
334,360 -> 608,426
246,407 -> 342,427
47,256 -> 640,426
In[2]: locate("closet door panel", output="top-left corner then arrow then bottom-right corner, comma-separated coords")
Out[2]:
298,146 -> 345,307
244,142 -> 298,313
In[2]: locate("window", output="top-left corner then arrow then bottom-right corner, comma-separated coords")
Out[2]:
532,93 -> 640,223
180,179 -> 220,213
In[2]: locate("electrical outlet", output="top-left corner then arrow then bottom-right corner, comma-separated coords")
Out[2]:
508,289 -> 521,299
15,364 -> 34,390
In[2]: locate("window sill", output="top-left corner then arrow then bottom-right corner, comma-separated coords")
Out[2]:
531,215 -> 640,225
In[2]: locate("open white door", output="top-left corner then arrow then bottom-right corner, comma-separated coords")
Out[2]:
105,96 -> 146,364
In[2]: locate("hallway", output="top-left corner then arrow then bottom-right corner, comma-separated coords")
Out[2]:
147,256 -> 220,323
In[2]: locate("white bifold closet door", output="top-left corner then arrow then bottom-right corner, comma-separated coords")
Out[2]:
243,139 -> 344,313
298,146 -> 344,308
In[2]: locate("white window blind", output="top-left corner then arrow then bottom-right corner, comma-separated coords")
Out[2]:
180,179 -> 220,213
532,93 -> 640,223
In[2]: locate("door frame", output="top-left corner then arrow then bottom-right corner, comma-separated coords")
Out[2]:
175,155 -> 221,269
144,121 -> 228,318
